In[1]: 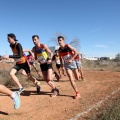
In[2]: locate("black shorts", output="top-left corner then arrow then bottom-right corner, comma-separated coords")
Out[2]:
56,64 -> 61,69
13,62 -> 30,74
40,63 -> 52,71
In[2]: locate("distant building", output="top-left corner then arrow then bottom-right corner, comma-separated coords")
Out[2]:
84,56 -> 115,61
84,57 -> 99,60
109,57 -> 115,60
100,57 -> 110,60
49,46 -> 60,54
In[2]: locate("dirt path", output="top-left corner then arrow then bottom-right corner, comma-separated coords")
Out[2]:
0,70 -> 120,120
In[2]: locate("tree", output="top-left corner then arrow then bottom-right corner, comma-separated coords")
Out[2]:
49,32 -> 81,51
49,32 -> 67,46
69,37 -> 81,51
115,53 -> 120,66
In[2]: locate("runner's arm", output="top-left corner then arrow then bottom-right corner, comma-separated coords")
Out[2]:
68,44 -> 78,60
31,47 -> 37,60
58,50 -> 64,67
23,49 -> 35,59
52,55 -> 55,61
43,44 -> 53,59
80,53 -> 83,59
78,52 -> 83,60
9,43 -> 23,58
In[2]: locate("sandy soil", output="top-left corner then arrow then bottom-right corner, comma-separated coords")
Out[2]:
0,70 -> 120,120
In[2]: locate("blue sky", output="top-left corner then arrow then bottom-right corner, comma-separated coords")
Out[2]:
0,0 -> 120,57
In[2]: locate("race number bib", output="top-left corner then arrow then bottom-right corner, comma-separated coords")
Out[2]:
37,54 -> 47,63
56,60 -> 61,64
63,54 -> 72,63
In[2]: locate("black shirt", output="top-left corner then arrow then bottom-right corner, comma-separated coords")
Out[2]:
9,42 -> 23,59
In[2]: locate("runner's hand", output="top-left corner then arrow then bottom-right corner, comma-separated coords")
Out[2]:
68,59 -> 73,63
47,60 -> 52,64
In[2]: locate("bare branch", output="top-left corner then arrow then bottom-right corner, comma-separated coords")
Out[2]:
69,38 -> 81,51
49,32 -> 67,46
49,33 -> 81,51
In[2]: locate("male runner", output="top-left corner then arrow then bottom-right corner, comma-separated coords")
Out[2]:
52,50 -> 66,78
32,35 -> 59,97
74,52 -> 85,80
58,36 -> 80,99
22,49 -> 41,77
2,33 -> 40,94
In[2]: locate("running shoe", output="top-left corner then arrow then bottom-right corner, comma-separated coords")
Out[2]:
81,77 -> 85,81
36,86 -> 41,94
74,93 -> 80,99
51,88 -> 59,97
36,81 -> 41,86
19,87 -> 25,94
12,91 -> 20,109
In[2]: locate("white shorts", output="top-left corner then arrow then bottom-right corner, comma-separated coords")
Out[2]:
64,60 -> 77,70
75,60 -> 82,68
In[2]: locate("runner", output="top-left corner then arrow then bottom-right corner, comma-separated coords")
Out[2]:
21,49 -> 42,78
23,49 -> 58,82
32,35 -> 59,97
74,52 -> 85,81
52,50 -> 66,78
58,36 -> 80,99
0,84 -> 20,109
2,33 -> 40,94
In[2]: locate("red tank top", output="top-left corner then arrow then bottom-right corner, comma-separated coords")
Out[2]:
59,44 -> 74,63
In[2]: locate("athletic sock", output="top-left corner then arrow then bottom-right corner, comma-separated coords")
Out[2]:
19,87 -> 23,89
11,92 -> 16,99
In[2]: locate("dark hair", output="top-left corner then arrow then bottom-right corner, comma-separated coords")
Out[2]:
32,35 -> 39,39
7,33 -> 18,41
55,50 -> 58,53
58,36 -> 64,40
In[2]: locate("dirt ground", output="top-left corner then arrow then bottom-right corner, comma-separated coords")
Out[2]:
0,70 -> 120,120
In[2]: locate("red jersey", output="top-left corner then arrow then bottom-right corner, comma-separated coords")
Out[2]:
59,44 -> 74,63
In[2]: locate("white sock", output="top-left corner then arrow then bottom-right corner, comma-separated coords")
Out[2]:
11,92 -> 16,99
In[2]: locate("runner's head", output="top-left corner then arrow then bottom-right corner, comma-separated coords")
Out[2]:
32,35 -> 40,46
55,50 -> 59,55
7,33 -> 18,44
58,36 -> 64,46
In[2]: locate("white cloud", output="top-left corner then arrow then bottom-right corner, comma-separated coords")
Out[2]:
95,45 -> 108,48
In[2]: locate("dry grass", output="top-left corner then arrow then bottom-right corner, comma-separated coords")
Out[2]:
82,60 -> 120,72
82,92 -> 120,120
0,62 -> 41,88
0,61 -> 120,119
